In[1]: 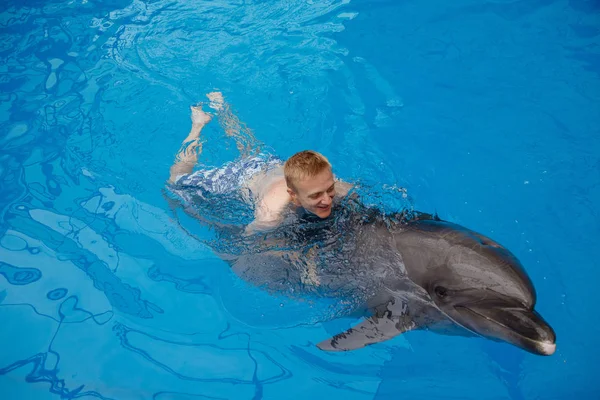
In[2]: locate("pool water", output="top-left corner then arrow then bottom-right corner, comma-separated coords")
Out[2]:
1,0 -> 599,399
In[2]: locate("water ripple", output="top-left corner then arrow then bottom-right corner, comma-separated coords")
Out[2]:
46,287 -> 68,300
0,261 -> 41,285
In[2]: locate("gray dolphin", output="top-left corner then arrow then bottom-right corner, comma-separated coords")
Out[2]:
177,195 -> 556,356
315,216 -> 556,356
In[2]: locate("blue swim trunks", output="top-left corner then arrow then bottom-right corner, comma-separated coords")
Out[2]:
171,154 -> 282,200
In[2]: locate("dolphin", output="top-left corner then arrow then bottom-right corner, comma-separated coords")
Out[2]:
173,193 -> 557,356
314,214 -> 556,356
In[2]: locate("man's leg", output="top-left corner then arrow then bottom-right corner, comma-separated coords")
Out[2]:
207,91 -> 261,158
168,106 -> 212,184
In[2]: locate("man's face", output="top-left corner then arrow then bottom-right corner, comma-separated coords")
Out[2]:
288,168 -> 336,219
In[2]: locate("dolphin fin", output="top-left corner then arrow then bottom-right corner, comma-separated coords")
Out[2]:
317,312 -> 416,351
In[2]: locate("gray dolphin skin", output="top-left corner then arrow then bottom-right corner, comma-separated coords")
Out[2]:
315,216 -> 556,356
194,198 -> 557,356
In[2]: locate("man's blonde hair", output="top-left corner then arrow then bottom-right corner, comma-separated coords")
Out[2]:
284,150 -> 332,190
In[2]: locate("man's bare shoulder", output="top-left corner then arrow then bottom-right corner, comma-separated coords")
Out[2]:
244,181 -> 290,235
258,179 -> 291,218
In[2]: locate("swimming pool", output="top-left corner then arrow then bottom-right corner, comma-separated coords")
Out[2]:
1,0 -> 598,398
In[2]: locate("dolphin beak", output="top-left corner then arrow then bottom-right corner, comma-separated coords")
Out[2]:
452,303 -> 556,356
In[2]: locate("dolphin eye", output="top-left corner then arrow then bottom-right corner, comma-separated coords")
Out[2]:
434,286 -> 448,298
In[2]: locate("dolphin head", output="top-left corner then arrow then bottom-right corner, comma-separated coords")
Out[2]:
395,220 -> 556,356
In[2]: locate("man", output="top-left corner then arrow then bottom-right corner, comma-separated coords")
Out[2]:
168,92 -> 353,237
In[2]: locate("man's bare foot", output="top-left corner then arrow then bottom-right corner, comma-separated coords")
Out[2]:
191,105 -> 212,125
207,91 -> 224,111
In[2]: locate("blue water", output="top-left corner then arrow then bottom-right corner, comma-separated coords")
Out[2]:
1,0 -> 598,398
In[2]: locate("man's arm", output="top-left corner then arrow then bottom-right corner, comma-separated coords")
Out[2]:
168,106 -> 212,184
243,184 -> 292,235
244,198 -> 285,235
244,218 -> 282,235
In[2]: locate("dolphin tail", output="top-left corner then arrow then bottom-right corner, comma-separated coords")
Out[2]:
317,313 -> 416,351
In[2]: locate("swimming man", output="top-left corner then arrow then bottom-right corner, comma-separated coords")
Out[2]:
167,92 -> 353,236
